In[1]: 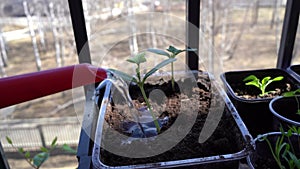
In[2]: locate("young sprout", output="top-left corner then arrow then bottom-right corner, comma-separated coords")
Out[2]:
5,136 -> 76,169
147,46 -> 197,91
243,75 -> 284,97
109,52 -> 176,133
258,132 -> 287,168
258,126 -> 300,169
6,136 -> 58,169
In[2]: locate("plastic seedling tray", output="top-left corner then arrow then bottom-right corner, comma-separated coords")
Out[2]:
92,71 -> 254,169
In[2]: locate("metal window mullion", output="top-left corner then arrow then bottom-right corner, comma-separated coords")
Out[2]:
276,0 -> 300,69
68,0 -> 91,64
186,0 -> 200,71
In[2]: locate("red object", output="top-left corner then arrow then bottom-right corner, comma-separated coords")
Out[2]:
0,64 -> 107,109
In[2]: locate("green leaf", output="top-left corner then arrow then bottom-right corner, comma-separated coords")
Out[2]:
167,46 -> 184,55
287,129 -> 293,137
40,147 -> 48,153
297,109 -> 300,115
147,48 -> 170,57
18,148 -> 25,154
108,69 -> 137,83
279,126 -> 285,134
245,81 -> 260,88
144,58 -> 176,81
284,89 -> 300,97
243,75 -> 258,82
294,89 -> 300,95
126,52 -> 146,65
6,136 -> 12,144
261,76 -> 271,86
33,152 -> 49,167
62,144 -> 77,154
273,76 -> 284,82
25,151 -> 31,159
284,91 -> 296,97
264,76 -> 284,90
51,137 -> 57,148
287,151 -> 300,168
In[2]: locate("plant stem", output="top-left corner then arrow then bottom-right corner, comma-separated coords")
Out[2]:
265,137 -> 283,168
139,84 -> 161,133
171,62 -> 175,91
10,144 -> 38,169
295,96 -> 300,115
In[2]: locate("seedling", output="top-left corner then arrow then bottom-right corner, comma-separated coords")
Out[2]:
283,89 -> 300,115
5,136 -> 76,169
109,52 -> 176,133
147,46 -> 197,91
258,126 -> 300,169
243,75 -> 284,97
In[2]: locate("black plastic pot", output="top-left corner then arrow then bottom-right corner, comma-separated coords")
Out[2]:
287,64 -> 300,82
269,96 -> 300,130
221,68 -> 299,137
247,132 -> 300,169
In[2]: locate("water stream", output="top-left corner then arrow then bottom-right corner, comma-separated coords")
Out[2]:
97,72 -> 169,138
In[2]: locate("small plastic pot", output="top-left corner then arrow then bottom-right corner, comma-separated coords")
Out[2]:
269,96 -> 300,130
287,64 -> 300,82
247,132 -> 300,169
221,68 -> 299,137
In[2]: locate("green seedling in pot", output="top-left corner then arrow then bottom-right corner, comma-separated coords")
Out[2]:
243,75 -> 284,97
258,126 -> 300,169
109,52 -> 176,133
147,46 -> 197,91
283,88 -> 300,115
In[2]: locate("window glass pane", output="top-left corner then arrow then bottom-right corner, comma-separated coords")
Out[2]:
291,17 -> 300,65
0,0 -> 79,168
85,0 -> 187,73
200,0 -> 287,72
0,0 -> 78,77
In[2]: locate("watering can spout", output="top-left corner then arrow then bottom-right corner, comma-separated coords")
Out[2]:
0,63 -> 107,109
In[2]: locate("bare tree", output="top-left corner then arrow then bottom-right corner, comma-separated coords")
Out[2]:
0,53 -> 6,77
146,0 -> 157,49
23,0 -> 42,71
0,27 -> 8,68
0,28 -> 6,77
160,0 -> 171,46
270,0 -> 279,29
251,0 -> 260,27
34,0 -> 47,51
293,22 -> 300,59
208,0 -> 215,71
49,2 -> 62,67
270,0 -> 282,53
127,0 -> 138,56
200,0 -> 252,63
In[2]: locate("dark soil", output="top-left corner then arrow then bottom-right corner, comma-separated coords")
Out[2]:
250,155 -> 279,169
98,72 -> 246,168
